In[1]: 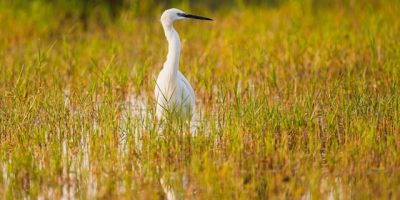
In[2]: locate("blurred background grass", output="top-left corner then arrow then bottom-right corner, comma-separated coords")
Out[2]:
0,0 -> 391,32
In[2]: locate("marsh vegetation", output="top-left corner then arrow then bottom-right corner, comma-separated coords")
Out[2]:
0,0 -> 399,199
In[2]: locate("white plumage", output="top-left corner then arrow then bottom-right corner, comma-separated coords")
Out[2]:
155,8 -> 212,120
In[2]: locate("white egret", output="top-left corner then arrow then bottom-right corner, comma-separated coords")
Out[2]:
155,8 -> 212,120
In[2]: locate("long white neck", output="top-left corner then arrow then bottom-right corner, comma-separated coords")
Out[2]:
162,22 -> 180,83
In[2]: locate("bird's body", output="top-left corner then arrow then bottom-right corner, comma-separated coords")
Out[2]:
155,69 -> 195,120
155,8 -> 212,120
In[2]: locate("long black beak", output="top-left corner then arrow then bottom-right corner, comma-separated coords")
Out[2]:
178,13 -> 213,21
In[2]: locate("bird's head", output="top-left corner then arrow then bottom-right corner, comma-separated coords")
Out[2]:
161,8 -> 212,26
